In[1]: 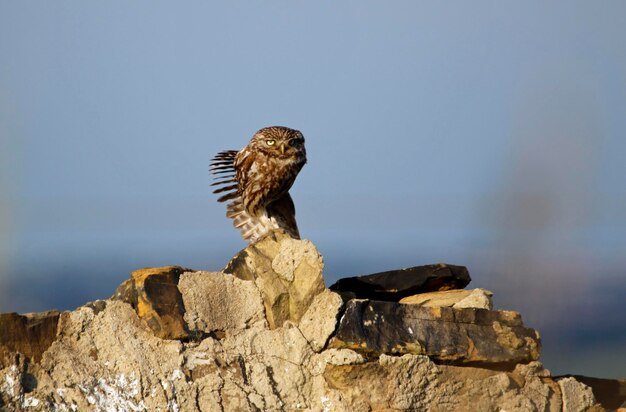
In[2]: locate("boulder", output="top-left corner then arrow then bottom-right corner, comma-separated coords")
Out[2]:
224,230 -> 325,329
329,299 -> 540,365
329,263 -> 471,301
111,265 -> 191,340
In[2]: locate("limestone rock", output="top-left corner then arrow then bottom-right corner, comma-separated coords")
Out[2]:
224,230 -> 325,329
0,296 -> 605,412
330,299 -> 540,365
298,289 -> 344,352
0,240 -> 612,411
329,263 -> 471,301
111,265 -> 191,340
0,311 -> 60,364
564,375 -> 626,411
316,348 -> 366,366
399,288 -> 493,309
557,377 -> 597,412
453,288 -> 494,310
179,271 -> 267,333
323,354 -> 568,411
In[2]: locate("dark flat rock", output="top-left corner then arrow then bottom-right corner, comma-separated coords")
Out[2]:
329,263 -> 471,301
329,299 -> 540,366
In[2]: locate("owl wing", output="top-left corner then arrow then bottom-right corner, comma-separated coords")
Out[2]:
210,149 -> 280,242
210,150 -> 239,203
211,148 -> 301,242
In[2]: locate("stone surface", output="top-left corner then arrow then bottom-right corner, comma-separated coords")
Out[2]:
453,288 -> 494,310
329,299 -> 540,365
323,355 -> 568,411
224,230 -> 325,329
399,288 -> 493,310
180,270 -> 267,333
298,289 -> 344,352
0,311 -> 60,364
329,263 -> 471,301
564,375 -> 626,411
557,377 -> 597,412
112,265 -> 191,340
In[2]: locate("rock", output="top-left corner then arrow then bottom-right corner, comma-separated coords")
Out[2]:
179,271 -> 267,333
0,238 -> 612,411
316,348 -> 366,366
399,288 -> 493,309
298,289 -> 344,352
453,288 -> 494,310
329,299 -> 540,365
557,377 -> 597,412
0,297 -> 603,412
323,354 -> 568,411
111,265 -> 191,340
400,288 -> 473,306
39,301 -> 185,411
329,263 -> 471,301
0,311 -> 60,364
562,375 -> 626,411
224,230 -> 325,329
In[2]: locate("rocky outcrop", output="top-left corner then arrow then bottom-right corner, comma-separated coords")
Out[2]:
0,231 -> 620,411
329,300 -> 540,365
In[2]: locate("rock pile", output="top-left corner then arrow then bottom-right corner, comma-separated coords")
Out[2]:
0,230 -> 623,411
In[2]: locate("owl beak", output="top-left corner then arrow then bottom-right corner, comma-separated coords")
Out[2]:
280,143 -> 286,154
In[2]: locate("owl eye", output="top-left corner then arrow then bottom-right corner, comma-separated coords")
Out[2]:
265,139 -> 276,146
289,138 -> 301,148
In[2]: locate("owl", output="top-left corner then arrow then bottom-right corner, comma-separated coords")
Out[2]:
210,126 -> 307,243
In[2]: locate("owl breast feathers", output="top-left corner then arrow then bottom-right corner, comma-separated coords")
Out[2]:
210,126 -> 307,243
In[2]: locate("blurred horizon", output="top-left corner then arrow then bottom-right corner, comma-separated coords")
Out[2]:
1,1 -> 625,379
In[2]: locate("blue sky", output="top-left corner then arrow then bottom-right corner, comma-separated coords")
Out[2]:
1,1 -> 625,378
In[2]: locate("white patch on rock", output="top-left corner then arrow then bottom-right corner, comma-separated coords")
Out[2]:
78,374 -> 146,411
169,369 -> 184,381
321,395 -> 333,412
23,396 -> 40,407
3,366 -> 18,398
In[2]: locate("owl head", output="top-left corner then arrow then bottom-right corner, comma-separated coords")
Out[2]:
249,126 -> 306,160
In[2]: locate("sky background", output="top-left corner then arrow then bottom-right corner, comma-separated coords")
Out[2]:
1,1 -> 625,378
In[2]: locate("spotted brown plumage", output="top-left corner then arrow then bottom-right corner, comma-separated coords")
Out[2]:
210,126 -> 307,242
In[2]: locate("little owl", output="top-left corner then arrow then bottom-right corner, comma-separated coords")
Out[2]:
210,126 -> 307,243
